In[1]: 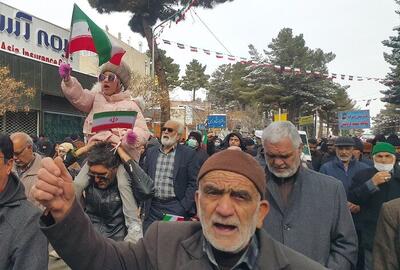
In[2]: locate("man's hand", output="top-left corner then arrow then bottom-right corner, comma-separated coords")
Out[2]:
74,140 -> 97,157
32,157 -> 75,222
348,201 -> 360,214
372,171 -> 391,186
117,146 -> 131,163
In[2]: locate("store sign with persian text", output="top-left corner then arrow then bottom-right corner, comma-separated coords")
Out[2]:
0,2 -> 77,67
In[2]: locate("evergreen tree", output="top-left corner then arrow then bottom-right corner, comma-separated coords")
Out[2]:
181,59 -> 209,101
209,27 -> 354,131
372,103 -> 400,134
147,49 -> 180,90
381,1 -> 400,104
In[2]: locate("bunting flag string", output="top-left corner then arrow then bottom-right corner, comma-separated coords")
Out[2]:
172,0 -> 197,24
159,38 -> 390,85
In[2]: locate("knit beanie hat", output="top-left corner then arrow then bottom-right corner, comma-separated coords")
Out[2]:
197,149 -> 266,199
372,142 -> 396,156
99,61 -> 131,89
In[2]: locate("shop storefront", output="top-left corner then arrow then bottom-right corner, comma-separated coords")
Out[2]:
0,2 -> 96,141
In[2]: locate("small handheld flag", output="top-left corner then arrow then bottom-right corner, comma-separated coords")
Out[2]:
162,213 -> 185,222
91,111 -> 137,133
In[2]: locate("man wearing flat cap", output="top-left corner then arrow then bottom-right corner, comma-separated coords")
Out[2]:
320,137 -> 370,194
349,142 -> 400,270
32,150 -> 326,269
320,137 -> 370,270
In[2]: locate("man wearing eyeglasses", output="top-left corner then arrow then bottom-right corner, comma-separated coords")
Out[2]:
0,133 -> 48,270
10,132 -> 43,209
76,141 -> 141,242
142,120 -> 199,232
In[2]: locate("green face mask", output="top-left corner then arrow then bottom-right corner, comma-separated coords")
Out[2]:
187,139 -> 198,149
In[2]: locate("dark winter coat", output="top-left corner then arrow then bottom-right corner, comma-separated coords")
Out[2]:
84,179 -> 126,241
319,157 -> 370,194
0,173 -> 48,270
41,199 -> 327,270
143,144 -> 199,215
348,165 -> 400,251
310,150 -> 323,171
263,167 -> 358,269
193,147 -> 209,168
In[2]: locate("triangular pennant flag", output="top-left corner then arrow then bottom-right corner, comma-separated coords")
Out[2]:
227,55 -> 235,61
216,52 -> 223,59
284,66 -> 292,72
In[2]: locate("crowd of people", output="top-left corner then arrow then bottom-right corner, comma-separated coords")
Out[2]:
1,59 -> 400,270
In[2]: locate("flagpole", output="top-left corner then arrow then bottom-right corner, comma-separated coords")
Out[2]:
65,4 -> 77,65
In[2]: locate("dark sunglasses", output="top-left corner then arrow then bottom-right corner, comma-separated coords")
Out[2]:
87,171 -> 109,181
161,127 -> 174,133
98,73 -> 117,82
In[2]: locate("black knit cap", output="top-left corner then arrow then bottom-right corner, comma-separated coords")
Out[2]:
197,149 -> 266,199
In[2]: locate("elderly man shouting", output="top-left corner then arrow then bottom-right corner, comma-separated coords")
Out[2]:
349,142 -> 400,270
33,150 -> 326,269
261,121 -> 358,269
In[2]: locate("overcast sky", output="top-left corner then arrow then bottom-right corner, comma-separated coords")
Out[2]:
2,0 -> 398,119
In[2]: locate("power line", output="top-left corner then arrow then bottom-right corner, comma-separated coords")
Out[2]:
192,10 -> 232,55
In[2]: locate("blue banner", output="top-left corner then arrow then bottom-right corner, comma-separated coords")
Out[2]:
338,110 -> 370,129
207,114 -> 227,129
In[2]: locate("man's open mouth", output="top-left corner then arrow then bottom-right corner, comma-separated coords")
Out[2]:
213,222 -> 237,232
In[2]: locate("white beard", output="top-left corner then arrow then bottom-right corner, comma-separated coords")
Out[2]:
161,135 -> 177,147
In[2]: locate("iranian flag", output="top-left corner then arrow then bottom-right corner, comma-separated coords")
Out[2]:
68,4 -> 126,66
91,111 -> 137,133
162,214 -> 185,222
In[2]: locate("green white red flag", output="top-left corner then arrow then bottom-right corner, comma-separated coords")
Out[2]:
67,4 -> 126,66
91,111 -> 137,133
162,213 -> 185,222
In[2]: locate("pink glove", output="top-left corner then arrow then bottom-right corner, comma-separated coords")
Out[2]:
124,130 -> 138,145
59,63 -> 72,80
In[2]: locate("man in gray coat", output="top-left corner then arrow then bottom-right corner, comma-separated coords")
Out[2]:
262,121 -> 358,269
33,149 -> 327,269
0,133 -> 48,270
